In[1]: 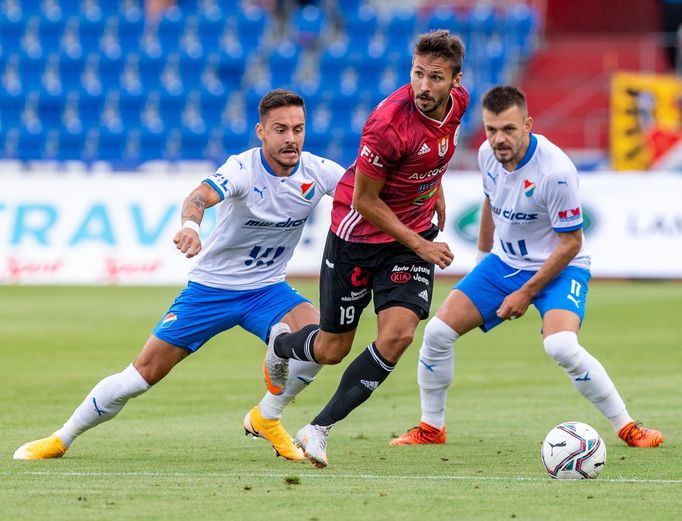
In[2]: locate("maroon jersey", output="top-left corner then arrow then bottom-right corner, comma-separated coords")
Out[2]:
331,83 -> 469,243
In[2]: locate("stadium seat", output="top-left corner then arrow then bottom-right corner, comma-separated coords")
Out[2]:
292,4 -> 326,48
97,127 -> 127,160
268,41 -> 300,87
343,5 -> 378,52
180,128 -> 209,159
0,15 -> 25,52
17,129 -> 46,160
19,54 -> 45,86
37,89 -> 66,124
157,6 -> 185,52
199,89 -> 227,126
0,90 -> 26,127
423,7 -> 461,33
77,15 -> 105,49
236,6 -> 266,50
38,15 -> 65,50
58,128 -> 86,159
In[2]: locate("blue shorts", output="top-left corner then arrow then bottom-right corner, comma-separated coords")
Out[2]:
455,254 -> 591,332
152,281 -> 310,353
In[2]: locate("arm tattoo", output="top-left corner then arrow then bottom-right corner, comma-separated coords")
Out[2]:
181,190 -> 206,225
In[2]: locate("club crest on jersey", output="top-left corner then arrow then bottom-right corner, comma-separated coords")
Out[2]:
524,179 -> 536,197
438,136 -> 449,157
301,181 -> 315,200
161,312 -> 177,328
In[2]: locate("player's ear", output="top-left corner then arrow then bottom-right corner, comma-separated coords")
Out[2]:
525,116 -> 533,133
452,71 -> 462,88
256,122 -> 264,142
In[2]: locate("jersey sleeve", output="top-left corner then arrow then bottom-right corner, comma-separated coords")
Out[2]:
478,141 -> 493,197
204,155 -> 251,201
543,167 -> 584,232
356,113 -> 403,181
322,159 -> 346,196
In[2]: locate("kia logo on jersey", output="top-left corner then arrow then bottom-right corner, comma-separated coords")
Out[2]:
390,272 -> 412,284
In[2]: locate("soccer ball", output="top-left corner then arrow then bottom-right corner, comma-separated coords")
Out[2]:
541,421 -> 606,479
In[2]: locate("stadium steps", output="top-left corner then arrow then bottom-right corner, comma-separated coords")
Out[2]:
519,33 -> 669,150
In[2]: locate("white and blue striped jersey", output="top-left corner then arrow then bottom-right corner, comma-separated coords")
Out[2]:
479,133 -> 590,271
188,148 -> 344,290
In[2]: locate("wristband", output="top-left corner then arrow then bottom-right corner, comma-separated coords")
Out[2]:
182,220 -> 200,233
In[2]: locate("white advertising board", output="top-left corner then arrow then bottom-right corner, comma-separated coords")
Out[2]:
1,172 -> 680,284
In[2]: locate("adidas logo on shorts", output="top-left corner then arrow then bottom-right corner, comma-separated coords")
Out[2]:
418,290 -> 429,301
417,143 -> 431,155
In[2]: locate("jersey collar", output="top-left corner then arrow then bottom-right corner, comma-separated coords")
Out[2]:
514,133 -> 537,171
259,148 -> 301,177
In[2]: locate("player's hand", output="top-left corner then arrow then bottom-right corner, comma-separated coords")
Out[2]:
173,228 -> 202,258
415,239 -> 454,270
435,186 -> 446,232
496,289 -> 532,320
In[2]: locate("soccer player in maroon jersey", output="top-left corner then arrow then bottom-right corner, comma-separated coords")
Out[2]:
262,30 -> 469,467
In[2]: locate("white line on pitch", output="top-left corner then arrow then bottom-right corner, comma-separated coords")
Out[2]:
3,470 -> 682,484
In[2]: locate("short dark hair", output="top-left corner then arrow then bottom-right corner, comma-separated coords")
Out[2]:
414,30 -> 465,75
258,89 -> 306,121
482,86 -> 528,116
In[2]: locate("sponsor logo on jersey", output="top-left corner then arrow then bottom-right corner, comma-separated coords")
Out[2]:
524,179 -> 536,197
253,186 -> 267,198
491,205 -> 539,222
301,181 -> 315,200
351,266 -> 371,287
413,186 -> 438,206
558,207 -> 581,222
390,271 -> 412,283
418,289 -> 429,301
360,145 -> 384,167
161,312 -> 177,328
408,164 -> 447,180
438,135 -> 449,157
417,143 -> 431,155
244,217 -> 308,228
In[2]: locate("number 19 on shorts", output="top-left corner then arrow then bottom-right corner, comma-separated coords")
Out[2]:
340,305 -> 355,326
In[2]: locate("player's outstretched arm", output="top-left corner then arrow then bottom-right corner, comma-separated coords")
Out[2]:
352,167 -> 453,269
173,182 -> 222,258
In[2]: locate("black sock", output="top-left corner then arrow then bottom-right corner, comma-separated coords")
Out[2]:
273,324 -> 319,363
312,343 -> 395,427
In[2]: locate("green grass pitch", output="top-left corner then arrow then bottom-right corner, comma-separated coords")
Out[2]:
1,280 -> 680,520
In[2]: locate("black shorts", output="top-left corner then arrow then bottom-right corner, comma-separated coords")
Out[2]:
319,225 -> 438,333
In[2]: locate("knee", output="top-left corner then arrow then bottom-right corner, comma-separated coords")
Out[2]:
314,339 -> 352,365
421,317 -> 457,359
543,331 -> 582,371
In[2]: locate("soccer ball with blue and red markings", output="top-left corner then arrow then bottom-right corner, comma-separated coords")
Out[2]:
541,422 -> 606,479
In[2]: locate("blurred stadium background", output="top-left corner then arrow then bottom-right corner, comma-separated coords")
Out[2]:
1,0 -> 681,283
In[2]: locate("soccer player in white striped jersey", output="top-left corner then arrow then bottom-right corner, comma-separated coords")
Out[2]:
14,89 -> 345,461
391,86 -> 663,448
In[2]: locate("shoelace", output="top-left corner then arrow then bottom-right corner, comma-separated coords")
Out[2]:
621,422 -> 652,444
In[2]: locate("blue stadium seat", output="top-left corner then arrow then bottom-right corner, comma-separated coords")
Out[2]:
159,89 -> 185,127
318,41 -> 351,91
211,50 -> 246,88
178,51 -> 205,80
0,15 -> 25,52
118,89 -> 145,125
469,4 -> 497,37
58,128 -> 86,159
77,90 -> 105,124
39,16 -> 65,49
344,5 -> 378,53
423,7 -> 461,33
197,11 -> 227,50
139,128 -> 167,159
37,89 -> 66,123
97,127 -> 127,159
180,128 -> 209,159
157,6 -> 185,52
0,90 -> 25,127
77,15 -> 105,49
268,41 -> 300,87
17,129 -> 46,160
221,127 -> 250,156
97,52 -> 125,84
137,52 -> 165,89
58,53 -> 85,80
236,6 -> 266,50
18,54 -> 45,85
292,4 -> 326,48
117,9 -> 145,47
199,89 -> 227,125
504,4 -> 537,56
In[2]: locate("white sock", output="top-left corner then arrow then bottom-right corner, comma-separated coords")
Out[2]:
55,364 -> 150,447
258,359 -> 321,420
543,332 -> 632,432
417,317 -> 458,429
